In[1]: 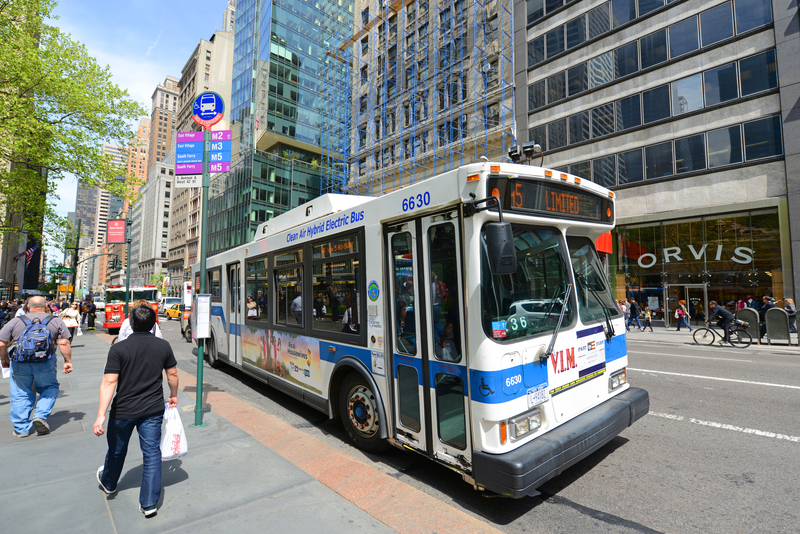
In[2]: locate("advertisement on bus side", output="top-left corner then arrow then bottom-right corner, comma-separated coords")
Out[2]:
241,326 -> 322,395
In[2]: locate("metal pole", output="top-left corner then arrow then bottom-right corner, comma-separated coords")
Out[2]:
70,219 -> 81,303
124,219 -> 131,317
191,128 -> 210,428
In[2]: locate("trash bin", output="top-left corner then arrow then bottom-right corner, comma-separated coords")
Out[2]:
765,307 -> 792,345
736,308 -> 759,343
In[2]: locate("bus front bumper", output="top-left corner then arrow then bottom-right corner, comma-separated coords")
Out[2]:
472,386 -> 649,498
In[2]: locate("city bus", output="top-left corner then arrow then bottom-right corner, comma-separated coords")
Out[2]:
190,162 -> 649,498
103,285 -> 160,333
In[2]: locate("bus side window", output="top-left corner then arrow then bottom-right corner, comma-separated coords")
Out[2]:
246,257 -> 269,322
208,269 -> 221,301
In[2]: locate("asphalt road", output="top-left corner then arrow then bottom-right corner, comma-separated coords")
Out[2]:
153,313 -> 800,534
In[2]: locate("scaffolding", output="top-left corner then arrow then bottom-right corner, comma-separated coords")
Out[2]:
321,0 -> 515,196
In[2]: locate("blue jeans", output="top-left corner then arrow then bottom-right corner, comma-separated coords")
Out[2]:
9,359 -> 59,434
676,316 -> 692,330
101,411 -> 164,509
627,315 -> 642,329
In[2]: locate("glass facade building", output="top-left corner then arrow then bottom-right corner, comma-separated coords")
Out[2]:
513,0 -> 800,323
208,0 -> 352,256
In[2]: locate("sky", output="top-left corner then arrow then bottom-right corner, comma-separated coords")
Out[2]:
46,0 -> 231,260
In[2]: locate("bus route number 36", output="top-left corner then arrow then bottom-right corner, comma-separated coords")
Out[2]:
402,192 -> 431,212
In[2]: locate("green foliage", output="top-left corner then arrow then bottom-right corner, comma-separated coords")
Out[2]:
0,0 -> 146,246
148,270 -> 165,286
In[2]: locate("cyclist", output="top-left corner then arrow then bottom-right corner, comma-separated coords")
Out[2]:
706,300 -> 734,344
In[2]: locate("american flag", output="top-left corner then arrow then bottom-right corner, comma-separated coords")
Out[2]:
16,244 -> 39,268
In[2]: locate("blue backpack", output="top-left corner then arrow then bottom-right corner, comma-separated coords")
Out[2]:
13,315 -> 57,363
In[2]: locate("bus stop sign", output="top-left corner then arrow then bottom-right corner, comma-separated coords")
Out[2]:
192,92 -> 224,129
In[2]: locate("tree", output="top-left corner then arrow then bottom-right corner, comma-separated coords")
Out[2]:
0,0 -> 146,247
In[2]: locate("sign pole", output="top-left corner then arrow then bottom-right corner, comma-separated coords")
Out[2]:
124,219 -> 131,318
69,219 -> 81,303
191,127 -> 210,429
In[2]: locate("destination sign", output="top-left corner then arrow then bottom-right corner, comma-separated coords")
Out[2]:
486,177 -> 613,224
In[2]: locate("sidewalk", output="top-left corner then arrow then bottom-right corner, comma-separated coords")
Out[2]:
0,331 -> 501,534
623,324 -> 799,350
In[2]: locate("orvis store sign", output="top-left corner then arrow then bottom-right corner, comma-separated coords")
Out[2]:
636,244 -> 754,268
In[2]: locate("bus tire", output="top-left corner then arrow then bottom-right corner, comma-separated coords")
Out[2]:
206,337 -> 221,369
184,326 -> 192,343
339,372 -> 388,454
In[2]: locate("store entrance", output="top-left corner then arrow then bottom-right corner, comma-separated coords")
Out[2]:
666,284 -> 708,328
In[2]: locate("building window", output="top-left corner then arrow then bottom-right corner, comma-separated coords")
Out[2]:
546,26 -> 564,58
739,49 -> 777,97
592,155 -> 616,188
704,63 -> 738,106
566,15 -> 586,50
642,84 -> 670,124
529,125 -> 547,147
743,115 -> 783,161
547,71 -> 566,103
618,148 -> 644,184
645,142 -> 673,179
707,125 -> 742,167
589,52 -> 613,88
567,63 -> 588,96
206,51 -> 211,60
568,111 -> 590,144
614,41 -> 638,78
588,3 -> 610,39
734,0 -> 772,33
528,80 -> 546,111
640,29 -> 667,69
528,37 -> 544,68
616,94 -> 641,131
592,103 -> 615,137
527,0 -> 544,24
638,0 -> 663,17
674,134 -> 706,173
700,3 -> 734,46
548,118 -> 567,150
611,0 -> 636,28
569,161 -> 591,180
669,17 -> 699,58
671,74 -> 703,115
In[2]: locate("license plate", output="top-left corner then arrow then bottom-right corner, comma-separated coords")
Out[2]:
527,383 -> 549,408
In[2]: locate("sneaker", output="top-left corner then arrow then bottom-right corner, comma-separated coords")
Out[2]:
13,428 -> 33,438
32,417 -> 50,435
139,505 -> 157,517
96,466 -> 117,495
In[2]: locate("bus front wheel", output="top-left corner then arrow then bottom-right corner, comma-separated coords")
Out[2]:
339,373 -> 388,454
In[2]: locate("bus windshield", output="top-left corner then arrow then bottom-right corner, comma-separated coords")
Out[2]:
481,225 -> 573,342
568,236 -> 621,324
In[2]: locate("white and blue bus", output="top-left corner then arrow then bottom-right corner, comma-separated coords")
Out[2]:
191,162 -> 649,498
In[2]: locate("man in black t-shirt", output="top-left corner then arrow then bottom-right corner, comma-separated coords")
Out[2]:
93,305 -> 178,517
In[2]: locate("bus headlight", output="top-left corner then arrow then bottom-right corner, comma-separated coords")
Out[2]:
609,369 -> 627,391
510,408 -> 542,440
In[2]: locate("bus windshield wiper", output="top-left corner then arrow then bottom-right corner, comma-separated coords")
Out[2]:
541,283 -> 572,362
574,270 -> 616,341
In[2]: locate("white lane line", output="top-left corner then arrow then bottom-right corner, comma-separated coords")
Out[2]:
628,368 -> 800,390
648,411 -> 800,443
629,351 -> 751,363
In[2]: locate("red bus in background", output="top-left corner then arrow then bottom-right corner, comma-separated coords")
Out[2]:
102,285 -> 159,334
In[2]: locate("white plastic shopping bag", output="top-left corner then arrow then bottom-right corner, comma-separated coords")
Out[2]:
160,404 -> 188,461
76,326 -> 83,336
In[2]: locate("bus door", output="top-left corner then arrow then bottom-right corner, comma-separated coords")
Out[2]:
386,211 -> 470,472
227,262 -> 242,365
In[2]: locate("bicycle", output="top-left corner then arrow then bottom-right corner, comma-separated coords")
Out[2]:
693,319 -> 752,348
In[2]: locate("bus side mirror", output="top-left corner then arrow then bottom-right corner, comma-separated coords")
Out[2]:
485,222 -> 517,275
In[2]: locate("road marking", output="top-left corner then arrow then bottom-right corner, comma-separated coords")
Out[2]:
628,351 -> 751,363
648,411 -> 800,443
628,368 -> 800,390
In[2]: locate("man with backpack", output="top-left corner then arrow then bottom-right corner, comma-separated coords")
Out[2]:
0,296 -> 72,437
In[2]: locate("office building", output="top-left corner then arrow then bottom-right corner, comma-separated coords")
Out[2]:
222,0 -> 236,33
137,161 -> 175,280
514,0 -> 800,323
332,0 -> 515,196
148,76 -> 180,166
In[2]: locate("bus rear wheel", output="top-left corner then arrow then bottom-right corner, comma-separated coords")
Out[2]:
339,373 -> 388,454
205,337 -> 221,369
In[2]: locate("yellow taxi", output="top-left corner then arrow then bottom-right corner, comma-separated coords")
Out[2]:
164,303 -> 182,320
